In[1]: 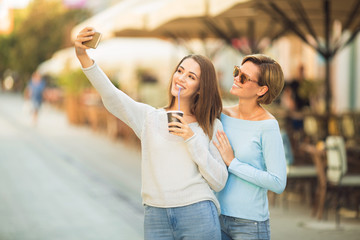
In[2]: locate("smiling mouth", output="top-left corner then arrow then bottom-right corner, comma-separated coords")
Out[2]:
232,83 -> 240,88
176,84 -> 185,89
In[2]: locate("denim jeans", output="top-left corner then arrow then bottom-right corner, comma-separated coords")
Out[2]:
144,200 -> 221,240
219,215 -> 270,240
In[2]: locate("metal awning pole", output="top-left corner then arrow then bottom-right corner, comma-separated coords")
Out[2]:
324,0 -> 331,136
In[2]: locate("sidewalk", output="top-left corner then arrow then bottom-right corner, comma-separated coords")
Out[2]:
270,196 -> 360,240
0,92 -> 359,240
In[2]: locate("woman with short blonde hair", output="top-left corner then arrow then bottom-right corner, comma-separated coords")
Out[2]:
214,54 -> 287,240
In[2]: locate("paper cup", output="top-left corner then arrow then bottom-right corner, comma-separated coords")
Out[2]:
167,110 -> 183,131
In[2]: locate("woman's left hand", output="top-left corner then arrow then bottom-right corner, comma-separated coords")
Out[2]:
168,115 -> 194,141
213,130 -> 235,166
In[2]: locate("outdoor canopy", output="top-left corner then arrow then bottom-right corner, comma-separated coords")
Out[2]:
72,0 -> 360,117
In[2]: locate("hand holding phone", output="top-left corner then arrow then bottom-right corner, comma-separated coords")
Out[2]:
83,32 -> 102,49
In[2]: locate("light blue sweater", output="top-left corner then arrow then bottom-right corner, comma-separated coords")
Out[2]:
216,113 -> 287,221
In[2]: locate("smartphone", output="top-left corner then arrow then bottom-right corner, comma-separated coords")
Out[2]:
83,32 -> 102,49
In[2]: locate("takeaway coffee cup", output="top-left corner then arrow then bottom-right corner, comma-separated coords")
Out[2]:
167,110 -> 184,131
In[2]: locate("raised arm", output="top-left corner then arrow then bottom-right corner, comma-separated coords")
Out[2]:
74,27 -> 154,138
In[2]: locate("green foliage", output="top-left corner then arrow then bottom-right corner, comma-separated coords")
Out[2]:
0,34 -> 15,75
57,68 -> 91,95
0,0 -> 90,89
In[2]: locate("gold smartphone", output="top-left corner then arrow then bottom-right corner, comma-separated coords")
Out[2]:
83,32 -> 102,49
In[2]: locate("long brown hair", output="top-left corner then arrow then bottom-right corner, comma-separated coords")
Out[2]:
166,54 -> 222,139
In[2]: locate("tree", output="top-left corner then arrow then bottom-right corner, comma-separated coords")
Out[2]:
0,0 -> 90,90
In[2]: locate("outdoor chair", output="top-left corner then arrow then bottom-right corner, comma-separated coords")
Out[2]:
324,136 -> 360,225
340,114 -> 356,144
280,131 -> 318,209
313,136 -> 360,226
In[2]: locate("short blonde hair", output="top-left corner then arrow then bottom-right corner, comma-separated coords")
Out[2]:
242,54 -> 284,105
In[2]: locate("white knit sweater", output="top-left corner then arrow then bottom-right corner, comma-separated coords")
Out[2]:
82,63 -> 228,213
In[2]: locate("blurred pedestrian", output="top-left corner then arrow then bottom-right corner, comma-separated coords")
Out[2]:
25,71 -> 46,125
281,64 -> 314,150
75,27 -> 227,240
213,54 -> 287,240
289,64 -> 311,112
287,64 -> 310,135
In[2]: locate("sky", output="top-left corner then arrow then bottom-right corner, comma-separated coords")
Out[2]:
3,0 -> 30,9
0,0 -> 30,33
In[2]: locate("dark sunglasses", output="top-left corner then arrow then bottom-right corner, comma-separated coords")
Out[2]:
233,66 -> 259,85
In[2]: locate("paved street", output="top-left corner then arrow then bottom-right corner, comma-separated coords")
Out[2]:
0,92 -> 143,240
0,92 -> 359,240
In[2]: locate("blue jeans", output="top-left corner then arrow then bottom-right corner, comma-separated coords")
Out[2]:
144,200 -> 221,240
219,215 -> 270,240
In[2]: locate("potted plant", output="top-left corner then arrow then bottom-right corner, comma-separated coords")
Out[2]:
57,69 -> 91,124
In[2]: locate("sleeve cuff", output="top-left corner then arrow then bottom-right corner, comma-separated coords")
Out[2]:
185,133 -> 197,143
228,157 -> 238,170
81,59 -> 96,71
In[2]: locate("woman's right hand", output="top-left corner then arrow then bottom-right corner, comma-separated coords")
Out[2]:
74,27 -> 96,68
74,27 -> 95,56
213,130 -> 235,166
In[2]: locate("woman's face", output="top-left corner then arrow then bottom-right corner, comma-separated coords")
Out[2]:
230,61 -> 261,99
171,58 -> 201,100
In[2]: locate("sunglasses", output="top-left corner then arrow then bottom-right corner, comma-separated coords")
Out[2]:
233,66 -> 259,85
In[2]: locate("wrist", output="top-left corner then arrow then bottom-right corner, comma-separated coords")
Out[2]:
184,133 -> 196,142
77,54 -> 94,68
76,52 -> 88,60
226,157 -> 235,167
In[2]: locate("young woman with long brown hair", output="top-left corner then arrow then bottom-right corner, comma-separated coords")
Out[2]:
75,27 -> 227,240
